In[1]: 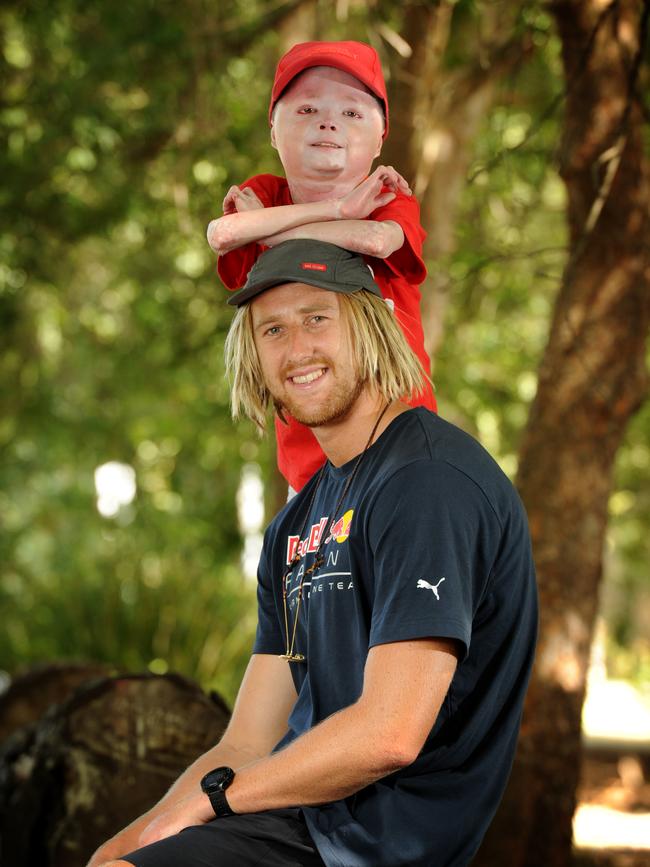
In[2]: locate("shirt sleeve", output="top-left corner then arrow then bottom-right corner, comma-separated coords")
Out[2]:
365,460 -> 499,658
216,175 -> 276,290
252,529 -> 286,655
369,192 -> 427,284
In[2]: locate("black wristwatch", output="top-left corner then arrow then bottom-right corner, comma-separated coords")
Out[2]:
200,766 -> 236,818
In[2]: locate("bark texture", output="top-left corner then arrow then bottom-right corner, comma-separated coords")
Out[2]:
380,1 -> 532,357
0,672 -> 230,867
0,661 -> 111,743
474,2 -> 650,865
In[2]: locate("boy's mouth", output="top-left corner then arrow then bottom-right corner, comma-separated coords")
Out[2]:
311,141 -> 342,148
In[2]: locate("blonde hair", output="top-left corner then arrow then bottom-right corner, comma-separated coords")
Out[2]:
224,290 -> 430,433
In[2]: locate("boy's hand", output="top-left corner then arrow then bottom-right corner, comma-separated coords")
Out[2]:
374,165 -> 412,196
223,185 -> 264,215
337,166 -> 412,221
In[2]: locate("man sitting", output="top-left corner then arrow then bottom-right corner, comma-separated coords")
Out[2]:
89,240 -> 538,867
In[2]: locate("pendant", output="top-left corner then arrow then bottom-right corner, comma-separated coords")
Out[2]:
280,653 -> 306,663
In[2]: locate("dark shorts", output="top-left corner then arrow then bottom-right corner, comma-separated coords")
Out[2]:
121,808 -> 325,867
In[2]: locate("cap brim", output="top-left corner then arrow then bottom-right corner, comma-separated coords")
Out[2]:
228,276 -> 382,307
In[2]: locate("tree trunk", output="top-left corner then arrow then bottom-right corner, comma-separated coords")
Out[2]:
0,662 -> 111,743
379,1 -> 533,357
474,2 -> 650,865
0,672 -> 230,867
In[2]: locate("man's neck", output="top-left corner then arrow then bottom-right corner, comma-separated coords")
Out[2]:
287,172 -> 366,205
312,396 -> 410,468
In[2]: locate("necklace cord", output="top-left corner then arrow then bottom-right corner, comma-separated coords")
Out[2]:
281,403 -> 392,662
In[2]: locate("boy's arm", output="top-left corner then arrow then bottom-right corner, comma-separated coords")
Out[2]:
85,654 -> 297,866
264,192 -> 425,274
207,166 -> 407,256
259,218 -> 405,259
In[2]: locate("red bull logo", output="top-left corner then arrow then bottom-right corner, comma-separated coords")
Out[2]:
285,509 -> 354,564
325,509 -> 354,544
287,517 -> 328,564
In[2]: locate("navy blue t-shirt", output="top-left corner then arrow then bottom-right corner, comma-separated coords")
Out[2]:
254,408 -> 538,866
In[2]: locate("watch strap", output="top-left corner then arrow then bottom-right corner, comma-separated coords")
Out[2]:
200,766 -> 236,819
206,786 -> 235,818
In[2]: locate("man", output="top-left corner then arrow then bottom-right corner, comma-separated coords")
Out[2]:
89,240 -> 538,867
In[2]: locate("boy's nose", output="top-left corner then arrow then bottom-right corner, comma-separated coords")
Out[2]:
319,122 -> 337,130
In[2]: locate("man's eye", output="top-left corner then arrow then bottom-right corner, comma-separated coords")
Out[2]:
265,326 -> 282,336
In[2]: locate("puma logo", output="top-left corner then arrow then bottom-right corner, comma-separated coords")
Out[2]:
417,578 -> 445,600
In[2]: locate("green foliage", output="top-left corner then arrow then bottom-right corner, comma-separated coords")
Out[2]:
436,14 -> 567,469
433,4 -> 650,683
604,400 -> 650,687
1,0 -> 647,703
1,0 -> 282,703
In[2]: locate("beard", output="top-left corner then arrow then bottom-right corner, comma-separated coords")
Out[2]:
271,363 -> 366,428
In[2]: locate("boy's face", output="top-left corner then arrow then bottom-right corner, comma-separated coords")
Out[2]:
271,67 -> 384,187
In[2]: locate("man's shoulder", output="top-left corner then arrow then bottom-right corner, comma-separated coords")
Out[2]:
368,408 -> 520,519
378,407 -> 493,467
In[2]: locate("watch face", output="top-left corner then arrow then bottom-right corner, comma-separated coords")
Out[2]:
202,766 -> 235,794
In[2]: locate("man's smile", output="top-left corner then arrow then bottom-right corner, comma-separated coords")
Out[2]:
288,367 -> 328,386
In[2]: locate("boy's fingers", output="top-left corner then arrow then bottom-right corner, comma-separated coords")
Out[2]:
222,185 -> 241,208
374,191 -> 397,208
396,176 -> 412,194
381,177 -> 410,195
375,164 -> 399,179
375,165 -> 412,196
233,188 -> 264,212
356,172 -> 380,190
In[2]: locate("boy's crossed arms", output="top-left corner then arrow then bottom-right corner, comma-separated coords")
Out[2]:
207,163 -> 410,260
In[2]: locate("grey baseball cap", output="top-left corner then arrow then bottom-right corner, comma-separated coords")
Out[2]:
227,240 -> 382,306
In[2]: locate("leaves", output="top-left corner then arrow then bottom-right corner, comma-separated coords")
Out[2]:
1,0 -> 647,704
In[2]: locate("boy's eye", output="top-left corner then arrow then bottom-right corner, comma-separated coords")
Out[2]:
343,110 -> 361,118
298,106 -> 316,114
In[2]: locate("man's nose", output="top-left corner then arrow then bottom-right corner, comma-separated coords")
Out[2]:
286,326 -> 314,358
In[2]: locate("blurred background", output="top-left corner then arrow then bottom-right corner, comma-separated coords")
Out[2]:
1,1 -> 648,865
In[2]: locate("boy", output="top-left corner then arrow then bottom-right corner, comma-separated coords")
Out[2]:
207,40 -> 436,491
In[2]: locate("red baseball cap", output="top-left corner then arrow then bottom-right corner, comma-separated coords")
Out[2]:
269,40 -> 389,138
